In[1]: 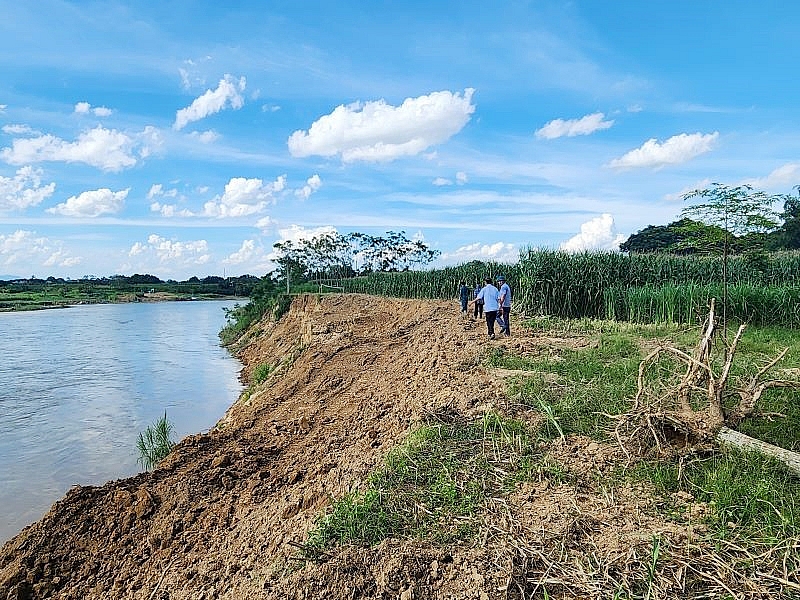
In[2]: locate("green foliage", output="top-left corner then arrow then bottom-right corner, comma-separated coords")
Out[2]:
303,413 -> 536,555
136,412 -> 176,471
252,362 -> 273,384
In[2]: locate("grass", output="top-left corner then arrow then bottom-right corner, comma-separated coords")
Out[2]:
136,411 -> 176,471
302,412 -> 537,556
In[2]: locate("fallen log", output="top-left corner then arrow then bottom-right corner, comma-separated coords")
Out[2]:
717,426 -> 800,477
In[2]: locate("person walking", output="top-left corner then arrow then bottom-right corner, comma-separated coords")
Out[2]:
472,280 -> 483,320
458,281 -> 470,317
471,277 -> 500,339
497,275 -> 512,336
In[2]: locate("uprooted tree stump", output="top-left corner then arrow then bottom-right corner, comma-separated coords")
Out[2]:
616,298 -> 800,475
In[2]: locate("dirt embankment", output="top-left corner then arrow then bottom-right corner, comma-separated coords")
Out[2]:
0,294 -> 688,599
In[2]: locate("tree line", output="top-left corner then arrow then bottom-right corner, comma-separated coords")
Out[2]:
620,184 -> 800,254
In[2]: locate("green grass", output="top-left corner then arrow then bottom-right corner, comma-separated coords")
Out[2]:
488,332 -> 643,439
252,362 -> 274,384
136,411 -> 176,471
302,412 -> 537,556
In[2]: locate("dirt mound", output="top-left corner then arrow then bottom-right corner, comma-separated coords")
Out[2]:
0,294 -> 690,599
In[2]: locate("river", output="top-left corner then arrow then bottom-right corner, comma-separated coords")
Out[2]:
0,300 -> 245,545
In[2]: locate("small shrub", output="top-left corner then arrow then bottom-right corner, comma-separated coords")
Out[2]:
252,362 -> 273,384
136,411 -> 176,470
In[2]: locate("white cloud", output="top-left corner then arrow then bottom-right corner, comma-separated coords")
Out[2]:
276,224 -> 338,246
0,229 -> 81,269
287,88 -> 476,162
0,166 -> 56,211
138,125 -> 164,159
2,124 -> 36,135
439,242 -> 518,264
608,132 -> 718,169
128,234 -> 210,266
560,214 -> 626,252
74,102 -> 112,117
535,112 -> 614,139
255,216 -> 275,231
455,171 -> 468,185
0,126 -> 137,171
295,174 -> 322,200
202,175 -> 286,218
47,187 -> 128,217
433,177 -> 452,186
149,202 -> 192,217
189,130 -> 220,143
173,74 -> 246,131
148,184 -> 178,199
261,104 -> 281,113
742,163 -> 800,191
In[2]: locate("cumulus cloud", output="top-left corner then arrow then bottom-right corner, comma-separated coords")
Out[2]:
295,174 -> 322,200
288,88 -> 475,162
202,175 -> 286,218
433,177 -> 452,186
147,184 -> 179,200
74,102 -> 112,117
173,74 -> 246,130
434,171 -> 469,186
189,130 -> 220,143
535,112 -> 614,139
439,242 -> 518,264
128,234 -> 210,265
456,171 -> 468,185
608,132 -> 718,169
742,163 -> 800,191
0,166 -> 56,211
560,214 -> 626,252
0,126 -> 137,171
255,216 -> 275,231
0,229 -> 81,269
47,188 -> 128,217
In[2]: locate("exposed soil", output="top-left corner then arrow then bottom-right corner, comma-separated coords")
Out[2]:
0,295 -> 722,599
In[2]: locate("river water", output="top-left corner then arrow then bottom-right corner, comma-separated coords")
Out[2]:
0,300 -> 244,544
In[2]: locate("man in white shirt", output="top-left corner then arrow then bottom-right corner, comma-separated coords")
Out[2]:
471,277 -> 500,339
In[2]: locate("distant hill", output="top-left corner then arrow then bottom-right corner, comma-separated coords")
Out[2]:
0,275 -> 22,281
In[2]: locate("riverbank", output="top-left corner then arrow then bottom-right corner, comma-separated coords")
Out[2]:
1,294 -> 797,599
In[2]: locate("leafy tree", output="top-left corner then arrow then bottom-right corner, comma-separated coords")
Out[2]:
767,187 -> 800,250
619,218 -> 722,253
680,183 -> 787,324
350,230 -> 440,272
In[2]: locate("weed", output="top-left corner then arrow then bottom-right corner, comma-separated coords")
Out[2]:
136,411 -> 176,470
303,412 -> 538,556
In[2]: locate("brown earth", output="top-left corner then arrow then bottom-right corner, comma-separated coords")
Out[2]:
0,295 -> 728,599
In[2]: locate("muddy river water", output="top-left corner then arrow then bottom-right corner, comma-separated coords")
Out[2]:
0,300 -> 243,544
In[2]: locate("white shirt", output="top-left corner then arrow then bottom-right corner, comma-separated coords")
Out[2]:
477,284 -> 500,312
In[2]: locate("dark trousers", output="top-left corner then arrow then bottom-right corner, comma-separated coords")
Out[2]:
485,310 -> 497,336
474,300 -> 483,319
500,306 -> 510,334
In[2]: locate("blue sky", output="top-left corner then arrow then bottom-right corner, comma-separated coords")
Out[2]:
1,1 -> 798,280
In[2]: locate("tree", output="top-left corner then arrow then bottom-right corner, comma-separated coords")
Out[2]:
350,230 -> 440,272
680,183 -> 787,325
272,230 -> 440,288
619,218 -> 721,253
767,187 -> 800,249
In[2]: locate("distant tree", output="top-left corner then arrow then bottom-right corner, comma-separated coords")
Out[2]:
766,187 -> 800,250
619,218 -> 719,253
